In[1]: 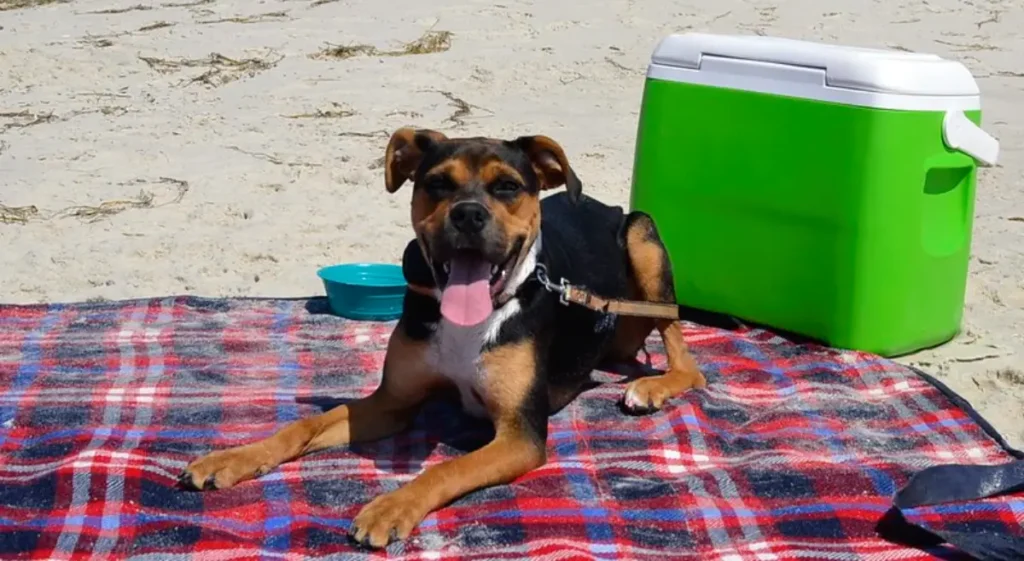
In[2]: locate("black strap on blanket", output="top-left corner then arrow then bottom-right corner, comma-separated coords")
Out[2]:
877,459 -> 1024,560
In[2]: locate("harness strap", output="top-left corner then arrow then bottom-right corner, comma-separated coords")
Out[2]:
406,283 -> 436,298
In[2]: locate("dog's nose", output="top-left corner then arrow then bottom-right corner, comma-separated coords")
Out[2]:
449,201 -> 490,234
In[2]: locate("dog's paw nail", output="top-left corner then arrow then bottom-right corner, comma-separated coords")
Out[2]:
202,476 -> 218,491
623,390 -> 649,412
352,533 -> 379,550
348,525 -> 369,548
177,472 -> 196,489
622,395 -> 657,415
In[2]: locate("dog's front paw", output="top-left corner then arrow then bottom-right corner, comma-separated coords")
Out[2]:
350,491 -> 426,549
179,445 -> 274,491
623,369 -> 706,414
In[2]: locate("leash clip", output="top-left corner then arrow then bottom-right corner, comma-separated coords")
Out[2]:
535,263 -> 679,320
534,264 -> 571,306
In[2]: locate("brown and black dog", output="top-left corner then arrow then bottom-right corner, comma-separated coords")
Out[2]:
180,128 -> 706,548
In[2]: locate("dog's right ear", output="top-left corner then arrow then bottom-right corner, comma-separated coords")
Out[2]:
384,127 -> 447,193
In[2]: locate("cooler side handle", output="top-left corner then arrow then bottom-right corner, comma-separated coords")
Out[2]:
942,110 -> 999,167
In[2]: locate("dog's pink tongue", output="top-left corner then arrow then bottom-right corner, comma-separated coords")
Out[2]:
440,256 -> 493,326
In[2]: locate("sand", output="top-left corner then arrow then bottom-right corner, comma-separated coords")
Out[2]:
1,0 -> 1021,448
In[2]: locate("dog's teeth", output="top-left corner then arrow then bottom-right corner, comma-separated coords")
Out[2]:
443,262 -> 450,274
491,265 -> 499,275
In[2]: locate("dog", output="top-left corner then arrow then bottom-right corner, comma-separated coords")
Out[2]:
180,128 -> 706,548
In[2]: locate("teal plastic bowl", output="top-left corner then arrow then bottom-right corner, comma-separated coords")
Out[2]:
317,263 -> 405,321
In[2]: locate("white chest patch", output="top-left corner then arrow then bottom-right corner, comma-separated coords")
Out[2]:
425,301 -> 521,418
423,234 -> 539,418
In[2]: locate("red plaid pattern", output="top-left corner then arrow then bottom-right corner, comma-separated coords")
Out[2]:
0,296 -> 1020,560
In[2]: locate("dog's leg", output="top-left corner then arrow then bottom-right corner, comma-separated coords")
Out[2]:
181,325 -> 439,490
617,212 -> 705,413
547,379 -> 600,413
350,340 -> 547,548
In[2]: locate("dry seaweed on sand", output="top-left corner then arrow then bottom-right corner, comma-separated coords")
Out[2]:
996,367 -> 1024,385
187,57 -> 279,87
337,129 -> 388,138
314,29 -> 452,59
137,21 -> 175,32
934,39 -> 999,52
95,106 -> 129,117
51,178 -> 190,223
78,20 -> 175,48
0,204 -> 40,225
1,106 -> 127,131
198,10 -> 289,24
86,4 -> 153,14
139,52 -> 283,87
52,190 -> 158,222
139,52 -> 276,72
80,35 -> 116,47
161,0 -> 213,6
395,30 -> 452,55
887,44 -> 915,52
283,102 -> 355,119
314,43 -> 376,60
1,109 -> 38,119
226,146 -> 323,168
2,178 -> 190,225
0,0 -> 69,11
438,90 -> 471,126
976,11 -> 1002,29
138,54 -> 203,73
421,90 -> 491,128
1,110 -> 58,131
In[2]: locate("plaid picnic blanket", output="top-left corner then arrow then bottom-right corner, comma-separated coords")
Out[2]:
0,296 -> 1021,560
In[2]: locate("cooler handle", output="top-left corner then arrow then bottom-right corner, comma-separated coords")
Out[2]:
942,110 -> 999,167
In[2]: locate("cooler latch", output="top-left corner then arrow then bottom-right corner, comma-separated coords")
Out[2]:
942,110 -> 1000,167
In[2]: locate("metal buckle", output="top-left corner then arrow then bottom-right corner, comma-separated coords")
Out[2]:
559,278 -> 571,306
535,264 -> 572,306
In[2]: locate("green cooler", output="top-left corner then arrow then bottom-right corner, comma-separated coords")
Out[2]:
629,33 -> 1000,357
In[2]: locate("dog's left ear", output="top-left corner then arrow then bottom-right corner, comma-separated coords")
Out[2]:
385,127 -> 448,193
513,135 -> 582,203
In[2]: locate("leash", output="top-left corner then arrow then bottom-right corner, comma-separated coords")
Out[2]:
533,264 -> 680,320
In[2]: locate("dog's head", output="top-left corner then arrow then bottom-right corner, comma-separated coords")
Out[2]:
384,127 -> 581,326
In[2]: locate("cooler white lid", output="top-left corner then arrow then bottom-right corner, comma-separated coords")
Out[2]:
651,33 -> 979,97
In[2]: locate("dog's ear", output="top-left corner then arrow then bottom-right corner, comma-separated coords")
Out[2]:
513,135 -> 582,203
385,127 -> 447,193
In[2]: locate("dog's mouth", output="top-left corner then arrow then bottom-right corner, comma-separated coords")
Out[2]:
440,253 -> 513,296
433,241 -> 521,327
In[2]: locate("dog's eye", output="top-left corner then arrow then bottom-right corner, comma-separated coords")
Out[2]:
491,180 -> 521,197
424,176 -> 455,198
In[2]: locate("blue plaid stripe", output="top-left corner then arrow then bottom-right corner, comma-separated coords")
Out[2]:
0,296 -> 1018,560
